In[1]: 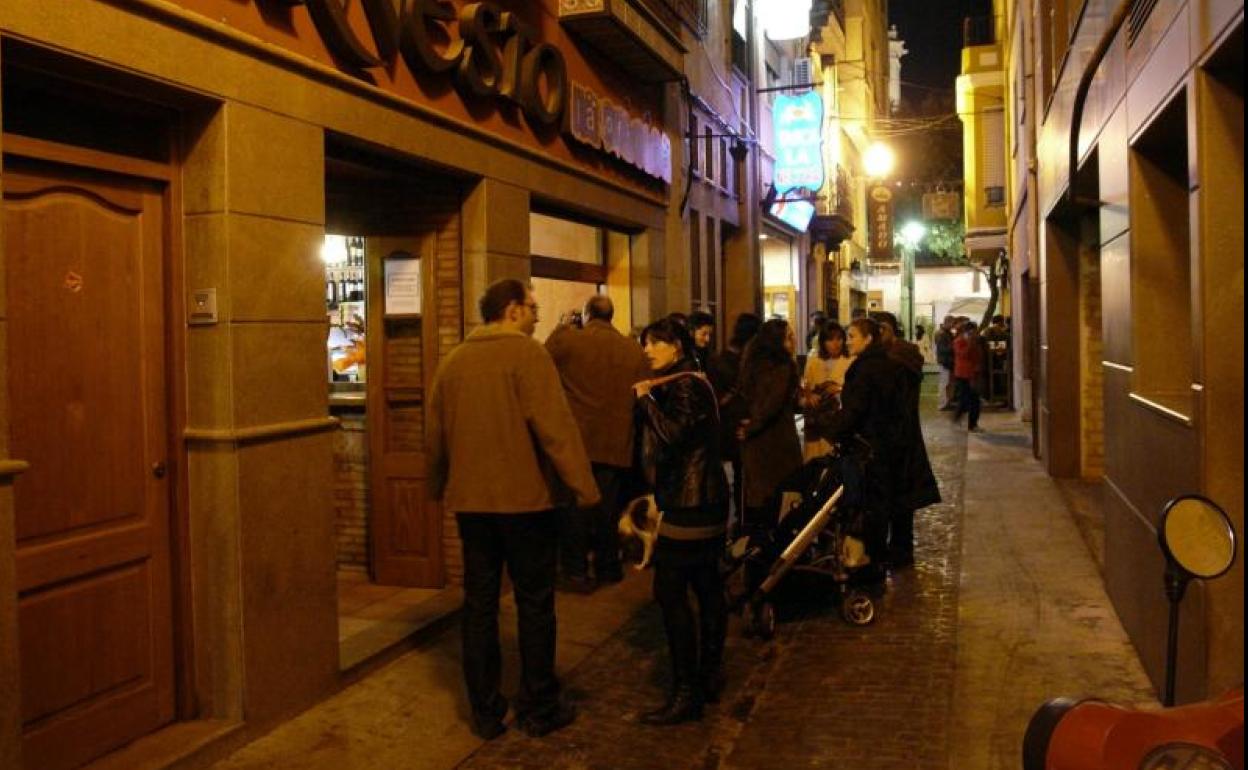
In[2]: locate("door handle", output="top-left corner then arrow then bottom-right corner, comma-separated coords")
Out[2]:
152,461 -> 167,479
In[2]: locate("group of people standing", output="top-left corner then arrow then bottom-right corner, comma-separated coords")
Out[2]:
934,314 -> 1009,432
426,279 -> 939,742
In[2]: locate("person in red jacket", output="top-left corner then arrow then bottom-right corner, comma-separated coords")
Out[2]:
953,320 -> 984,432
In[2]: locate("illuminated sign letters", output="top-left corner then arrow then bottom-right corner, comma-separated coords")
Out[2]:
282,1 -> 667,182
868,184 -> 895,261
566,82 -> 673,184
772,90 -> 824,194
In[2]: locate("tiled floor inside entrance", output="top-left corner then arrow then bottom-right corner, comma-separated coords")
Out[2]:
336,570 -> 460,670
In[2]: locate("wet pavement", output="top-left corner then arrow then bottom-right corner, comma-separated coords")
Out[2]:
208,399 -> 1156,770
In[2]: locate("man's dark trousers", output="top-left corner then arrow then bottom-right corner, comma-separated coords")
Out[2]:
457,510 -> 560,727
954,377 -> 981,429
560,463 -> 625,580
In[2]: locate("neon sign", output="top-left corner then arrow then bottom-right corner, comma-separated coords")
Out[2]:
770,200 -> 816,232
772,91 -> 824,194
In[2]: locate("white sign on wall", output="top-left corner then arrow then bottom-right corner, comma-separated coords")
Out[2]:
384,254 -> 422,316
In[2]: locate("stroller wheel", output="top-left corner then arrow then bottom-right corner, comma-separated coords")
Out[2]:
841,591 -> 876,626
757,602 -> 777,640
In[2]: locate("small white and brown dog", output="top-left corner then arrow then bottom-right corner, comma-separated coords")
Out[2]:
617,494 -> 664,570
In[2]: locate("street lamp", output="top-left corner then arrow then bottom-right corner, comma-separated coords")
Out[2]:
863,141 -> 896,179
899,221 -> 926,340
760,0 -> 814,41
901,221 -> 926,248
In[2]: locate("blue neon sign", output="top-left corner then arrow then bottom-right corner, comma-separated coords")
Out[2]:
772,91 -> 824,194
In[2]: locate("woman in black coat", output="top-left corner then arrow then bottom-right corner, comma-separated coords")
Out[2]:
706,312 -> 762,515
736,319 -> 803,523
633,318 -> 729,725
805,318 -> 908,573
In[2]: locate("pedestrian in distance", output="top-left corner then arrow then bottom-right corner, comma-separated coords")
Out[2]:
545,295 -> 652,593
806,310 -> 827,354
632,318 -> 730,726
953,320 -> 985,432
935,315 -> 956,410
427,278 -> 600,741
915,324 -> 934,365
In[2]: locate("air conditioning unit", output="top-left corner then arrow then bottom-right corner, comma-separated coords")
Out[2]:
793,57 -> 813,87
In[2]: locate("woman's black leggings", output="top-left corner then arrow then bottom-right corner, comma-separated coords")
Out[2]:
652,561 -> 726,689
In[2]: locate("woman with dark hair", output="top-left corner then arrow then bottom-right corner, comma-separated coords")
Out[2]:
737,319 -> 803,527
706,313 -> 763,518
805,317 -> 908,574
632,318 -> 729,725
799,322 -> 853,461
688,310 -> 715,371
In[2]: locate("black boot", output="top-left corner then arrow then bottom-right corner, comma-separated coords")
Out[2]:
699,622 -> 726,704
640,684 -> 703,726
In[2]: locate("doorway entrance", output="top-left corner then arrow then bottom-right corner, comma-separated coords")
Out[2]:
4,154 -> 176,770
325,142 -> 463,669
2,58 -> 186,770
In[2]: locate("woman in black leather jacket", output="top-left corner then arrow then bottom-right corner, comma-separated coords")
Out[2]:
632,317 -> 729,726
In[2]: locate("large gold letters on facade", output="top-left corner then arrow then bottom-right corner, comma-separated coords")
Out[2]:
295,0 -> 567,126
287,0 -> 665,182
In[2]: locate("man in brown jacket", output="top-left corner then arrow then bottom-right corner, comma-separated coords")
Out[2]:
427,279 -> 599,741
545,295 -> 651,591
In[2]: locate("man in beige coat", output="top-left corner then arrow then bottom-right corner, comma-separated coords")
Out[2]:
545,295 -> 651,591
427,279 -> 599,741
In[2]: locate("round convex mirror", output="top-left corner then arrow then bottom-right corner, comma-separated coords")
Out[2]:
1160,496 -> 1237,579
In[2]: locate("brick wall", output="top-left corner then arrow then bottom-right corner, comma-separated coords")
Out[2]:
333,409 -> 370,572
1079,237 -> 1105,478
433,197 -> 465,585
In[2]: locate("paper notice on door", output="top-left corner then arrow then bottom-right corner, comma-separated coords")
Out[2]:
384,255 -> 421,316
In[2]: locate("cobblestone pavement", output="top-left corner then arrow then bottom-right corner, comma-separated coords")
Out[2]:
459,404 -> 967,770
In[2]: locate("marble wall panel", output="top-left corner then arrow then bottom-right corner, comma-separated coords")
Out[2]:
230,322 -> 328,430
236,432 -> 337,722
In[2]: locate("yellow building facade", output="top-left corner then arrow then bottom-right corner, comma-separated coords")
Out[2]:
957,1 -> 1010,264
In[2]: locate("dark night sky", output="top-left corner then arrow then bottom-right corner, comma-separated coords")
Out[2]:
889,0 -> 994,109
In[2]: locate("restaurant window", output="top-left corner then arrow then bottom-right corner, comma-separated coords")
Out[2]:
530,211 -> 634,340
762,229 -> 798,324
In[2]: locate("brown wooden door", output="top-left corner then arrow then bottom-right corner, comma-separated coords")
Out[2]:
367,235 -> 443,587
4,158 -> 175,770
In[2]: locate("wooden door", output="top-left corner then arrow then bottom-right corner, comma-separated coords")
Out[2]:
367,235 -> 443,587
4,157 -> 175,770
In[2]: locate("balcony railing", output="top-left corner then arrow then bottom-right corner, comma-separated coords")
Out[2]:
962,15 -> 996,47
559,0 -> 688,82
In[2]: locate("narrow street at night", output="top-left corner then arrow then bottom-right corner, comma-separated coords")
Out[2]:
207,399 -> 1155,770
2,2 -> 1241,769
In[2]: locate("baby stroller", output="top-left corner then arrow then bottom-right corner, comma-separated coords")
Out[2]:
724,438 -> 880,639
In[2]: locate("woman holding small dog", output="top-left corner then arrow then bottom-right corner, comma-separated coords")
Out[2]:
632,317 -> 730,725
